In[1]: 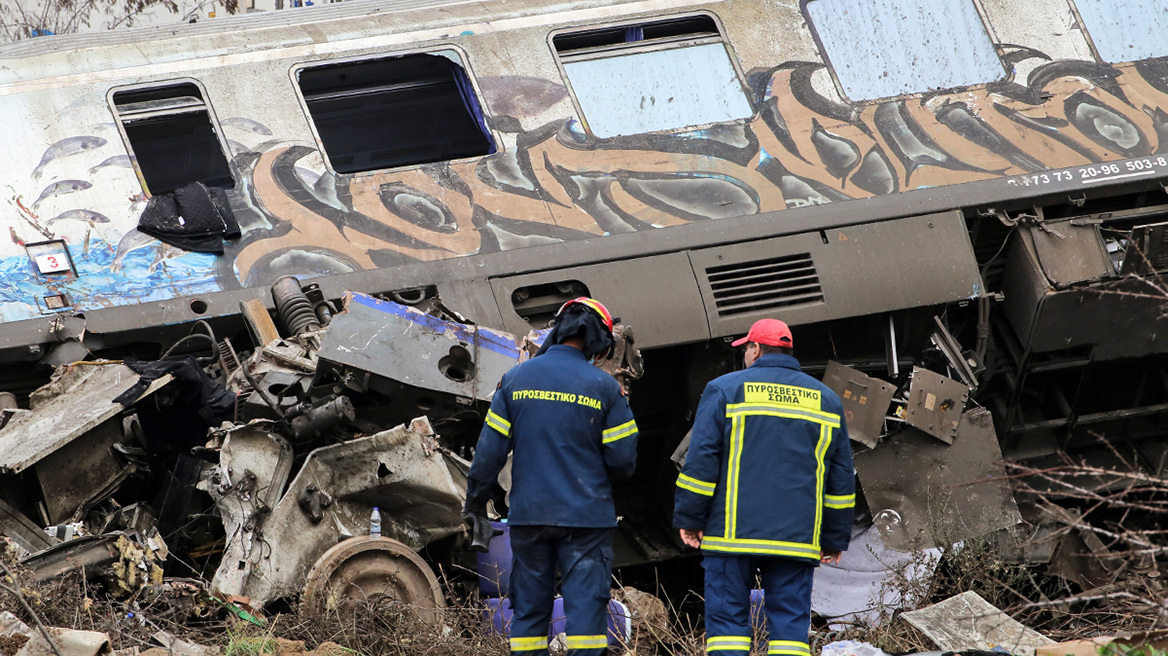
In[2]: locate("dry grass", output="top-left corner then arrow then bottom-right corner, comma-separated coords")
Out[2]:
6,462 -> 1166,656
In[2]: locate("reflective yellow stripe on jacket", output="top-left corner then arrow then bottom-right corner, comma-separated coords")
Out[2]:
676,472 -> 716,497
485,409 -> 511,437
812,423 -> 831,545
701,535 -> 822,559
725,403 -> 840,428
602,419 -> 637,444
825,493 -> 855,509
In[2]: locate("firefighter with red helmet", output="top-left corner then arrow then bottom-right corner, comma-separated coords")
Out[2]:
465,297 -> 639,656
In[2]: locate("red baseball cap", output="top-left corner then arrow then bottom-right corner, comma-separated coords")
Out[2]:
731,318 -> 793,348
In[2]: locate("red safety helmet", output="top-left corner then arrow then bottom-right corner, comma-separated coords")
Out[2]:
555,297 -> 615,335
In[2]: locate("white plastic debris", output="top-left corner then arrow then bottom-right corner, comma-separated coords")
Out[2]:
820,640 -> 890,656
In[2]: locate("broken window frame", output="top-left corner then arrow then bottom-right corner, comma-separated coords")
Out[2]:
291,46 -> 498,176
107,78 -> 236,196
1068,0 -> 1168,63
548,12 -> 756,139
800,0 -> 1008,104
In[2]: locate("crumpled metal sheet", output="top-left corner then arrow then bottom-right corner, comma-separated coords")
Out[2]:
0,363 -> 170,474
201,424 -> 293,600
316,292 -> 526,403
207,416 -> 469,607
855,408 -> 1021,551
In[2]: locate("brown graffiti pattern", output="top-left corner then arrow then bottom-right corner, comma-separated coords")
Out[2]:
229,56 -> 1168,285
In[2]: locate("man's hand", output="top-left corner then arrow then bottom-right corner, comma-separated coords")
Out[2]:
821,550 -> 842,564
679,528 -> 704,549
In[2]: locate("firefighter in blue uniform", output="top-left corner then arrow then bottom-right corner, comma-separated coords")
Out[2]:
465,297 -> 639,656
674,318 -> 854,656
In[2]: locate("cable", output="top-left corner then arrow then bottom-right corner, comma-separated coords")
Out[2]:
160,333 -> 217,360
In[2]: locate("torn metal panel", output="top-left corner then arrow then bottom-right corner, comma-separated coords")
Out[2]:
0,363 -> 170,474
208,416 -> 468,607
1119,219 -> 1168,275
201,425 -> 293,599
822,361 -> 896,448
36,420 -> 129,524
994,521 -> 1059,565
590,324 -> 644,396
901,591 -> 1054,656
1027,219 -> 1113,289
317,292 -> 525,405
854,408 -> 1021,551
236,370 -> 309,421
1047,530 -> 1120,589
22,534 -> 120,583
904,367 -> 969,444
22,532 -> 167,598
0,497 -> 55,554
1000,213 -> 1168,360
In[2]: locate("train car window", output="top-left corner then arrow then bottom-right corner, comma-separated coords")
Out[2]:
552,15 -> 753,138
1072,0 -> 1168,62
297,51 -> 496,174
111,82 -> 235,195
803,0 -> 1005,102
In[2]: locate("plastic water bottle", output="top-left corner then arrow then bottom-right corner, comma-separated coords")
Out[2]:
370,507 -> 381,538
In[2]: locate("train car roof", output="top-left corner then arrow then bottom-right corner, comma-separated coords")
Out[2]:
0,0 -> 682,55
0,0 -> 669,85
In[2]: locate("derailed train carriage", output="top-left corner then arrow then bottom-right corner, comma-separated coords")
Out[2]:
1,0 -> 1167,603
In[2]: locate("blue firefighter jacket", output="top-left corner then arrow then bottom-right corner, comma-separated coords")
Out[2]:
466,344 -> 639,527
674,353 -> 854,561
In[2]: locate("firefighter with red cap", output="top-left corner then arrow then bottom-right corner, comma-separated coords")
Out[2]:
465,297 -> 638,656
674,318 -> 854,656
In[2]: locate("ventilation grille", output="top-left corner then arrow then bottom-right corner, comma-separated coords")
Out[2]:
706,253 -> 825,316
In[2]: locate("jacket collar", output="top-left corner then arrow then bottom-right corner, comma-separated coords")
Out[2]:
543,344 -> 588,360
749,353 -> 802,371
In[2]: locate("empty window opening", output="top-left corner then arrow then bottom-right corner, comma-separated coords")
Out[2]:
298,51 -> 496,174
553,14 -> 753,138
111,82 -> 234,195
804,0 -> 1005,102
1072,0 -> 1168,62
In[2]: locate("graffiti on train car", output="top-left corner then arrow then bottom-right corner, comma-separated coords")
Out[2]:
4,52 -> 1168,317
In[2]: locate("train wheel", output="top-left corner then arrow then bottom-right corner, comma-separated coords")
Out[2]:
302,535 -> 445,625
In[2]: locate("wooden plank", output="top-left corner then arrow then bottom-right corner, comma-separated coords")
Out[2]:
240,299 -> 281,346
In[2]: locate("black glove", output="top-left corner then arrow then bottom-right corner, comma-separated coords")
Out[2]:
462,498 -> 503,553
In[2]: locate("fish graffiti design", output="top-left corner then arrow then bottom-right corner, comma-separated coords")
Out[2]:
32,136 -> 106,181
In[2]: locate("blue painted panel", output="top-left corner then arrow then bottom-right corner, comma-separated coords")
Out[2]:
0,239 -> 219,323
1074,0 -> 1168,62
806,0 -> 1005,102
563,43 -> 753,138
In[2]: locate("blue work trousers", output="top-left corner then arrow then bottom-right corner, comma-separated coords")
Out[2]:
508,526 -> 612,656
703,554 -> 814,656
